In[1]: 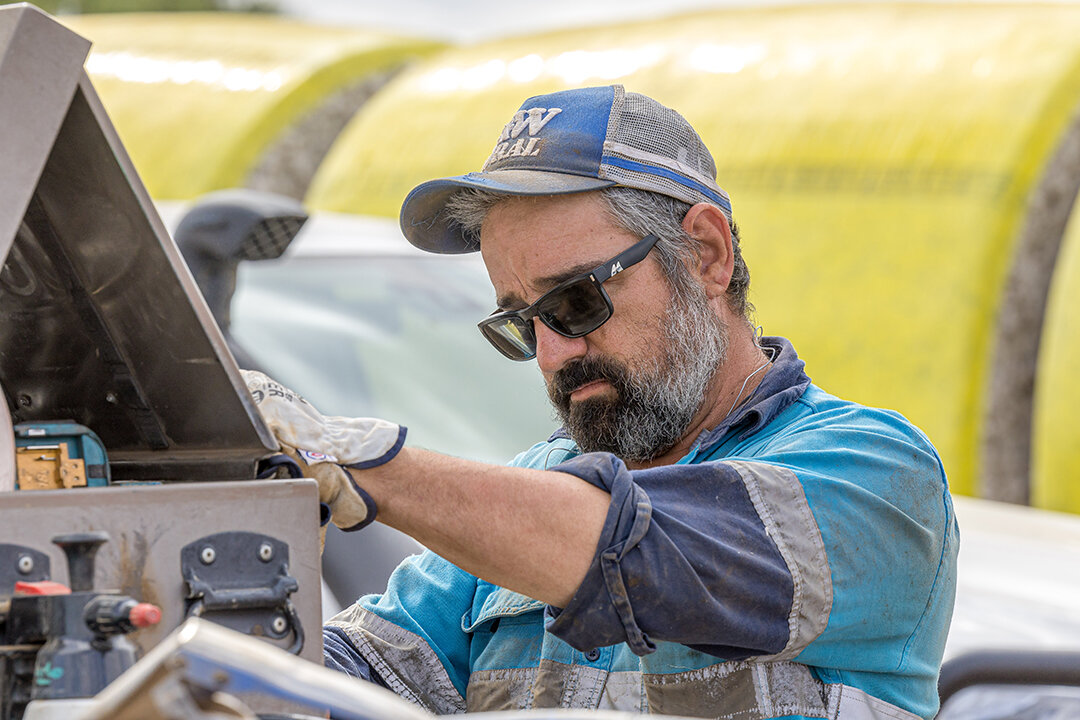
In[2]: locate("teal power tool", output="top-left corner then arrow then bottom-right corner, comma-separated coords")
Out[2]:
13,422 -> 109,490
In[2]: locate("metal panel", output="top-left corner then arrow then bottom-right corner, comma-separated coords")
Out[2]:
0,479 -> 323,663
0,7 -> 278,481
0,5 -> 89,263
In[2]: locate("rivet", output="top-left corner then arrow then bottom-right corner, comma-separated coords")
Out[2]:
17,555 -> 33,574
200,546 -> 216,564
258,543 -> 273,562
271,615 -> 288,634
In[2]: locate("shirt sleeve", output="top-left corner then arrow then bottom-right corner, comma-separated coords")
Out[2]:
323,625 -> 389,687
544,405 -> 956,676
544,452 -> 796,659
321,550 -> 473,714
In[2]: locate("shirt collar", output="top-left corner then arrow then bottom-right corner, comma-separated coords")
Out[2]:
546,335 -> 811,451
691,335 -> 811,452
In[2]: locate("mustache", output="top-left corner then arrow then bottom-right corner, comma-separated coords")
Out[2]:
549,356 -> 628,405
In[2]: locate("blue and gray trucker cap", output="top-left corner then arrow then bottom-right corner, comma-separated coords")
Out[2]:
399,84 -> 733,254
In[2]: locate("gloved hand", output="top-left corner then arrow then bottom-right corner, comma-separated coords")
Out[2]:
242,370 -> 406,531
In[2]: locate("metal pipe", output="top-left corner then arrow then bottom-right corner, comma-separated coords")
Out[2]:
939,650 -> 1080,708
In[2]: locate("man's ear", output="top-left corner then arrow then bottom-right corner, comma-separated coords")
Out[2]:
681,203 -> 734,299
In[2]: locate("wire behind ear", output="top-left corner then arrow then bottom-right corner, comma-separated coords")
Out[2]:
754,325 -> 778,361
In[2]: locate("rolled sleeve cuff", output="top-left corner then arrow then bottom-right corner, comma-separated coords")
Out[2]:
543,452 -> 657,656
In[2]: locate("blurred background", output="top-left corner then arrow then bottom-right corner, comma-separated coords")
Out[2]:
17,0 -> 826,40
4,0 -> 1080,620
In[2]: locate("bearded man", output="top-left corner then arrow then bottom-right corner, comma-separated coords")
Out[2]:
244,85 -> 958,720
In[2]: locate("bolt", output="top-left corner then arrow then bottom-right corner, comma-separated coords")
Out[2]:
105,392 -> 118,404
16,555 -> 33,574
258,543 -> 273,562
200,546 -> 216,565
17,394 -> 31,408
271,615 -> 288,635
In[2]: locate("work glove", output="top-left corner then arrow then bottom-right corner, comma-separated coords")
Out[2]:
242,370 -> 406,532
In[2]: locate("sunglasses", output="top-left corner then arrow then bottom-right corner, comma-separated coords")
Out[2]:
478,234 -> 659,361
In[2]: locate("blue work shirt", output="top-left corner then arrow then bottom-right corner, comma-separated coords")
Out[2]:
324,337 -> 958,719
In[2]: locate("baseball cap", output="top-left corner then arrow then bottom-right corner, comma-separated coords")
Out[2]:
399,84 -> 732,254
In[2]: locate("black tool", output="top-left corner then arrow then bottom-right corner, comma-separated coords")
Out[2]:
0,532 -> 161,719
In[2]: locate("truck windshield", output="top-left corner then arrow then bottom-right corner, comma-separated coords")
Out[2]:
231,254 -> 556,465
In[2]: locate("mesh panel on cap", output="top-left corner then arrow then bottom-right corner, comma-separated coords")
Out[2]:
615,93 -> 719,184
604,84 -> 626,143
600,91 -> 731,217
601,162 -> 716,209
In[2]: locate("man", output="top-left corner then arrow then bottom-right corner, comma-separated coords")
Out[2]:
244,84 -> 958,720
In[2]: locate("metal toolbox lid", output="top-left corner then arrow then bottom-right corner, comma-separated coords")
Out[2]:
0,5 -> 276,481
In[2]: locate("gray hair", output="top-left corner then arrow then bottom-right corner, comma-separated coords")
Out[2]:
443,187 -> 753,319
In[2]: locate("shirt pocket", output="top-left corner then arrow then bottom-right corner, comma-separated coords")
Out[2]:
463,585 -> 546,633
463,586 -> 547,671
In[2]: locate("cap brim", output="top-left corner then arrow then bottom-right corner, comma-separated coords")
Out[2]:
399,170 -> 616,254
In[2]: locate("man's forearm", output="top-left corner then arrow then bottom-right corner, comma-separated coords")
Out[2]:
346,447 -> 609,607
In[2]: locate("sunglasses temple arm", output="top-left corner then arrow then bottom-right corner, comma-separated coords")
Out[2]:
593,234 -> 659,283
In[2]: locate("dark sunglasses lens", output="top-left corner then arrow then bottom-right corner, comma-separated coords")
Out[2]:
480,315 -> 536,360
537,277 -> 611,336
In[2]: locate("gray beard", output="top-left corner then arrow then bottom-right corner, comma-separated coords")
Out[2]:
547,282 -> 728,463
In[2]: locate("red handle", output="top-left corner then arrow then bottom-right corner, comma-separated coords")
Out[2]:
129,602 -> 162,628
14,580 -> 71,596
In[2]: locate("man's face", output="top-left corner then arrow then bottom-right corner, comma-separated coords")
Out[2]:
480,193 -> 727,462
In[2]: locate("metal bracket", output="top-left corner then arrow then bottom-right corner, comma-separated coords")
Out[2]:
0,543 -> 50,592
180,532 -> 303,655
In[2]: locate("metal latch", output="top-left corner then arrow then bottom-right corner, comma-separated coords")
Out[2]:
180,532 -> 303,654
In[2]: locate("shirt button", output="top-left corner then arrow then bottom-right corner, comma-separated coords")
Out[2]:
585,648 -> 601,662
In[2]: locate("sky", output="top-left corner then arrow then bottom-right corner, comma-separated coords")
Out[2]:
273,0 -> 1071,43
272,0 -> 790,42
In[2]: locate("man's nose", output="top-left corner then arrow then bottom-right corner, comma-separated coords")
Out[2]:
534,320 -> 588,373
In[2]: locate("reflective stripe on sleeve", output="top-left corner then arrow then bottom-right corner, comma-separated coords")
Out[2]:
728,460 -> 833,659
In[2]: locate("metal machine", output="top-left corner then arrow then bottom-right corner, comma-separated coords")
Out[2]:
79,618 -> 427,720
0,5 -> 323,717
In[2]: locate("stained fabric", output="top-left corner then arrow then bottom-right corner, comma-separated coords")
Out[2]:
542,454 -> 797,659
323,337 -> 958,720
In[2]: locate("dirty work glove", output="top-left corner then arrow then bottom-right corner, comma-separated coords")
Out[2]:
282,444 -> 376,539
242,370 -> 406,531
